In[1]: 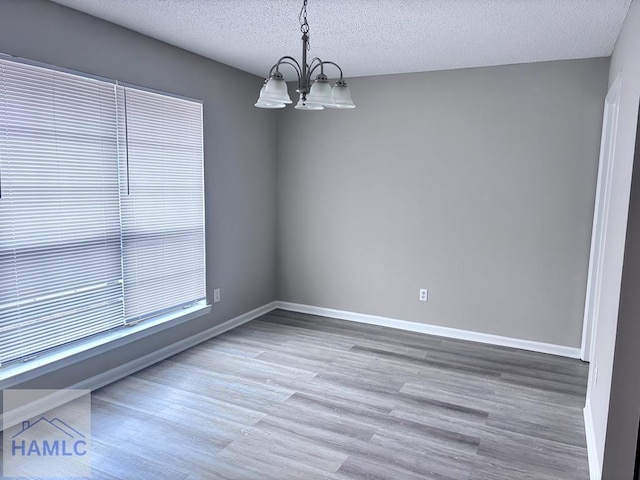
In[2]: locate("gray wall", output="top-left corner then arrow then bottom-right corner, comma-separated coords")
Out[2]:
0,0 -> 277,388
593,0 -> 640,477
278,58 -> 608,347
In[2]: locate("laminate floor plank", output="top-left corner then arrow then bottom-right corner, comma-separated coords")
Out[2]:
349,344 -> 503,379
300,375 -> 402,411
474,428 -> 589,480
190,339 -> 267,359
485,413 -> 587,447
133,360 -> 295,413
169,347 -> 318,387
252,319 -> 360,350
468,456 -> 583,480
266,312 -> 445,352
264,398 -> 379,442
400,380 -> 586,442
255,350 -> 336,374
337,453 -> 459,480
486,375 -> 587,409
62,309 -> 588,479
90,440 -> 191,480
97,381 -> 268,448
423,347 -> 588,387
368,431 -> 476,479
218,440 -> 343,480
223,424 -> 349,473
437,338 -> 588,376
279,336 -> 355,355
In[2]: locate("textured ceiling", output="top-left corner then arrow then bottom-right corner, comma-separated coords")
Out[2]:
50,0 -> 631,81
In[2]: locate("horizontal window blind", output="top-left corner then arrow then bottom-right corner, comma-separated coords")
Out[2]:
0,57 -> 206,367
120,87 -> 205,322
0,60 -> 124,366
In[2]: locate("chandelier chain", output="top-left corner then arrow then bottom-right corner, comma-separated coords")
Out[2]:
299,0 -> 310,50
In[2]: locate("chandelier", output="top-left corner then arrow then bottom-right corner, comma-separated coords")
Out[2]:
255,0 -> 356,110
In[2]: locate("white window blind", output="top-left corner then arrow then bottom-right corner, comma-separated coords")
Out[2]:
0,57 -> 206,367
120,87 -> 205,322
0,60 -> 124,366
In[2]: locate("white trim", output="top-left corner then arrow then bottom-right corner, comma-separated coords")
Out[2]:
584,400 -> 602,480
0,302 -> 276,431
276,302 -> 581,358
581,74 -> 622,362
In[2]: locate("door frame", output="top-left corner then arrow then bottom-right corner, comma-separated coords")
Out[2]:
581,75 -> 622,362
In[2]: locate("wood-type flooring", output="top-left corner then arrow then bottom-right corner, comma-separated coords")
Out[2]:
7,309 -> 592,479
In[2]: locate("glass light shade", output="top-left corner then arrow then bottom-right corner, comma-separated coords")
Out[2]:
294,94 -> 324,110
255,100 -> 286,109
255,86 -> 286,108
329,81 -> 356,109
306,76 -> 336,107
258,76 -> 292,105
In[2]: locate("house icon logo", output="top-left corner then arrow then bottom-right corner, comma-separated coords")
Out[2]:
11,417 -> 88,457
3,389 -> 92,478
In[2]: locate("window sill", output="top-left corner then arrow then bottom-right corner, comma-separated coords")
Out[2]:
0,302 -> 212,389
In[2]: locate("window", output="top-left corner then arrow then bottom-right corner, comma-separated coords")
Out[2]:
121,88 -> 206,322
0,58 -> 205,367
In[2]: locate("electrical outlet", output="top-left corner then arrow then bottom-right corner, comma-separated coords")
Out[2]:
419,289 -> 428,302
213,288 -> 221,303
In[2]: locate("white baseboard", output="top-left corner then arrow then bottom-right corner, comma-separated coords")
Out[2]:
275,302 -> 581,359
584,400 -> 602,480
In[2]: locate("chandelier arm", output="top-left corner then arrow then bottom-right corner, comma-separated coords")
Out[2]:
308,57 -> 324,68
316,61 -> 344,79
307,58 -> 324,84
273,62 -> 304,86
278,60 -> 302,73
306,57 -> 323,82
269,56 -> 302,78
307,60 -> 344,83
